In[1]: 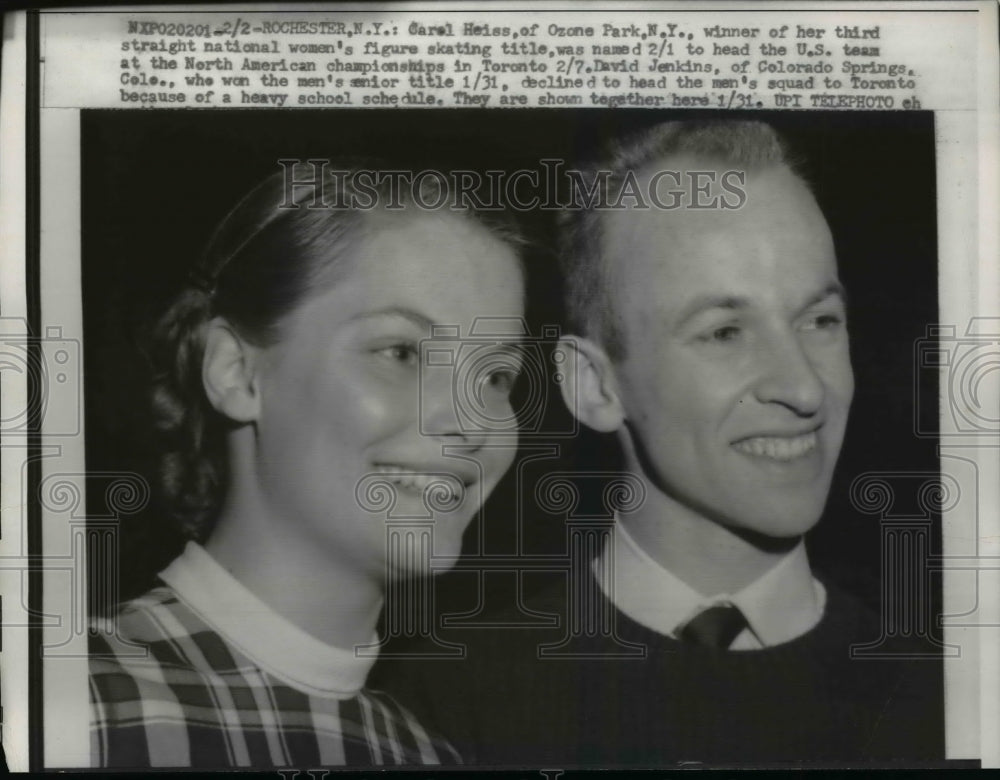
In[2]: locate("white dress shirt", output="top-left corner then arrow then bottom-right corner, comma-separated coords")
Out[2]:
593,521 -> 826,650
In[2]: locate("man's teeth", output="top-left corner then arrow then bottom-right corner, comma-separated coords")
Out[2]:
373,465 -> 464,500
733,432 -> 817,461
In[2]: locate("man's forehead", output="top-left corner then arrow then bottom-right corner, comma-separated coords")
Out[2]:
630,153 -> 807,199
633,151 -> 733,182
603,159 -> 822,244
599,159 -> 835,299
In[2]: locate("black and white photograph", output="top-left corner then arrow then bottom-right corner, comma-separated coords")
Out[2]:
81,108 -> 942,768
0,3 -> 997,773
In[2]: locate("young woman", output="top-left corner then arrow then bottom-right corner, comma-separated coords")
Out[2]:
88,164 -> 527,768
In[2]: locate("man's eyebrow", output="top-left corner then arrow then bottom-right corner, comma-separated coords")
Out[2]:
801,282 -> 848,310
673,283 -> 847,329
346,307 -> 434,329
675,295 -> 749,329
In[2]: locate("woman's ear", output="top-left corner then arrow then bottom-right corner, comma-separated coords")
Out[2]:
557,336 -> 625,433
202,318 -> 262,423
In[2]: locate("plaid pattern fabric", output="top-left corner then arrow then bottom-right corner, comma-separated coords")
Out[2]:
90,586 -> 460,768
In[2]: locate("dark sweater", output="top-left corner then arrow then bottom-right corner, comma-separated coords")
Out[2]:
376,573 -> 944,767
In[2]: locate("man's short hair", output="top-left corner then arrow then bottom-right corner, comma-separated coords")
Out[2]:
558,120 -> 803,361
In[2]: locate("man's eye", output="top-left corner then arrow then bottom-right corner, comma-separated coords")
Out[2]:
802,313 -> 844,331
699,325 -> 741,344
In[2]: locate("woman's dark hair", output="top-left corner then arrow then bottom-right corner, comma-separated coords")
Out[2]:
148,162 -> 526,541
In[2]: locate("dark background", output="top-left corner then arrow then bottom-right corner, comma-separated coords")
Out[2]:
82,109 -> 939,630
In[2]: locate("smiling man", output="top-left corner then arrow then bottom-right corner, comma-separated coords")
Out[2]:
379,120 -> 944,766
544,120 -> 941,763
571,140 -> 854,631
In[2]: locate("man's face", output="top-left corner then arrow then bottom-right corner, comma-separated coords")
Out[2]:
604,159 -> 854,539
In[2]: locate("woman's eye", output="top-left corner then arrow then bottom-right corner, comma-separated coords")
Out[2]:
377,343 -> 419,366
484,368 -> 519,396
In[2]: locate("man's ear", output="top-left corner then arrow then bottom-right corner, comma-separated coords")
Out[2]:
202,318 -> 262,424
557,336 -> 625,433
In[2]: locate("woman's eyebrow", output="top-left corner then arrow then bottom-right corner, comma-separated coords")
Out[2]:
347,307 -> 435,329
491,342 -> 527,360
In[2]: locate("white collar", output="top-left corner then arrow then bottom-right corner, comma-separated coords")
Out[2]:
159,541 -> 378,698
593,521 -> 825,648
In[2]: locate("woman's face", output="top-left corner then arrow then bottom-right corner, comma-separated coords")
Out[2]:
249,212 -> 524,581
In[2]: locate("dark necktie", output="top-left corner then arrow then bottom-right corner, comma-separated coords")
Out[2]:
678,604 -> 749,649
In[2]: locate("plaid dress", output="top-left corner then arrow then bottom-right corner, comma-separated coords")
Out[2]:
89,543 -> 460,768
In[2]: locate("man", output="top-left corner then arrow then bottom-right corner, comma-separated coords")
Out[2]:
378,120 -> 943,765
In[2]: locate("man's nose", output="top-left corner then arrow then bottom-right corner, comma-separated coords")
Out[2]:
752,332 -> 825,416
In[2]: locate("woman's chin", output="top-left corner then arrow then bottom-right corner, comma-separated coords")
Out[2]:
381,531 -> 465,581
428,549 -> 463,575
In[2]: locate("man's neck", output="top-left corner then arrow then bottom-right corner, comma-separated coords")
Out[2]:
619,493 -> 802,596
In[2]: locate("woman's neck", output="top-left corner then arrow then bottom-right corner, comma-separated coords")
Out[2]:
205,495 -> 385,651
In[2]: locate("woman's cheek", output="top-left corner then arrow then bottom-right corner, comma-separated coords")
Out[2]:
350,378 -> 416,436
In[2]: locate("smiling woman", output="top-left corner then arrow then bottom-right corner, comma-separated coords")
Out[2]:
86,163 -> 526,769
